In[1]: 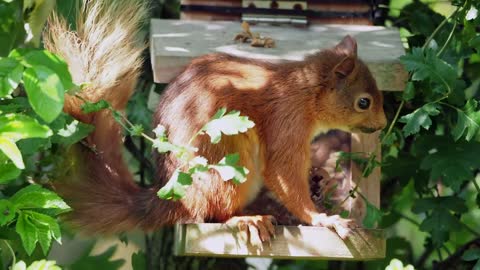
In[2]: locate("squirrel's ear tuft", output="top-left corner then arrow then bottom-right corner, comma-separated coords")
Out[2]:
335,35 -> 358,57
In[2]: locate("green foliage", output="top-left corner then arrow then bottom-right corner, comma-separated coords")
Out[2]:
12,260 -> 61,270
376,1 -> 480,269
156,108 -> 254,200
462,248 -> 480,270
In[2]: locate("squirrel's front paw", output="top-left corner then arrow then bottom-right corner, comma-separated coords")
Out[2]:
311,213 -> 358,239
226,215 -> 276,249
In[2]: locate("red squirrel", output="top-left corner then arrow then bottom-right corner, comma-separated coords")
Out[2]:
46,0 -> 387,245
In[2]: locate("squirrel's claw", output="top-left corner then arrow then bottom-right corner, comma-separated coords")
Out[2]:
311,213 -> 358,240
226,215 -> 277,249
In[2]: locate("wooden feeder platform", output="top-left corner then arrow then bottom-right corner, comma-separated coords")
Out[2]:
150,19 -> 406,259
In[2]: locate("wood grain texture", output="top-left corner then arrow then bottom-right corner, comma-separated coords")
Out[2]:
351,132 -> 381,208
150,19 -> 407,90
174,223 -> 385,259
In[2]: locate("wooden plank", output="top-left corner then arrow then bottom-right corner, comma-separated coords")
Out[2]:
350,132 -> 381,208
174,223 -> 385,259
150,19 -> 407,91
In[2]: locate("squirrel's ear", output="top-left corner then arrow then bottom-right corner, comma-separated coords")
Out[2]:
335,35 -> 357,57
334,56 -> 355,78
333,56 -> 355,89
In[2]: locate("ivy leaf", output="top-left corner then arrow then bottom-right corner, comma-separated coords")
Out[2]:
412,196 -> 467,247
0,199 -> 16,226
202,109 -> 255,144
399,103 -> 440,136
420,139 -> 480,191
209,153 -> 249,184
23,66 -> 64,123
21,50 -> 75,91
451,99 -> 480,141
10,185 -> 71,213
16,212 -> 38,255
362,199 -> 382,229
0,57 -> 23,97
157,170 -> 192,200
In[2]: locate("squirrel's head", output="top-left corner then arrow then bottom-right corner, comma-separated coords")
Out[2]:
311,35 -> 387,134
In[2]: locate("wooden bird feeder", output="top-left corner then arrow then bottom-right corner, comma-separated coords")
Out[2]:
150,0 -> 406,260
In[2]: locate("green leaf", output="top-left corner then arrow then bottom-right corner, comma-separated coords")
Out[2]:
16,212 -> 38,255
0,159 -> 21,183
0,57 -> 23,96
202,109 -> 255,144
399,103 -> 440,136
81,100 -> 110,113
21,50 -> 75,91
131,251 -> 146,270
462,248 -> 480,261
209,153 -> 249,184
10,185 -> 71,213
451,99 -> 480,141
54,119 -> 94,146
24,211 -> 61,255
152,140 -> 179,154
0,136 -> 24,168
157,170 -> 193,200
0,113 -> 52,141
0,199 -> 16,226
23,66 -> 64,123
420,139 -> 480,191
400,48 -> 457,93
402,81 -> 415,101
362,199 -> 382,229
412,196 -> 467,247
25,260 -> 61,270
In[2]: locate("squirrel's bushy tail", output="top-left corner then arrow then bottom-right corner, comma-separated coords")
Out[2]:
44,0 -> 182,233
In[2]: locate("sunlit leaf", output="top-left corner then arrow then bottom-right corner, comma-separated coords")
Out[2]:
0,136 -> 23,168
10,185 -> 71,213
157,170 -> 192,200
209,153 -> 249,184
23,66 -> 64,123
0,113 -> 52,141
202,109 -> 254,144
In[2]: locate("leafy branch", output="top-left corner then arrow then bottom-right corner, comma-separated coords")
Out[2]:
80,100 -> 255,201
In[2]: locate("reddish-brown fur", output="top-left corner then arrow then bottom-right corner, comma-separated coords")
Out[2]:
47,0 -> 386,235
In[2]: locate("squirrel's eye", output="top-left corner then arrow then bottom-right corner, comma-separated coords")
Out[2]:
354,96 -> 372,112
